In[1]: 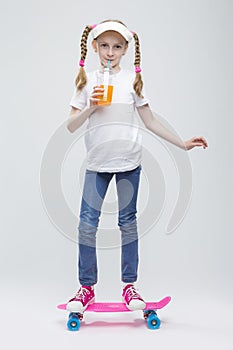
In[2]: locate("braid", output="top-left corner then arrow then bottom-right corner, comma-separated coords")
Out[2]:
75,25 -> 92,91
133,33 -> 144,98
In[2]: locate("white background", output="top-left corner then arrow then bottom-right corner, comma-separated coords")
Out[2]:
1,0 -> 233,349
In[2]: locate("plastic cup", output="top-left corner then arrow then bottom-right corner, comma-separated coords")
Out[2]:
97,85 -> 114,105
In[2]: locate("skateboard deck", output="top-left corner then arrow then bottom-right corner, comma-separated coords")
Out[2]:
57,296 -> 171,312
57,296 -> 171,331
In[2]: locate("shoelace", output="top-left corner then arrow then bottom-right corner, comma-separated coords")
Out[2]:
75,287 -> 90,302
125,286 -> 141,299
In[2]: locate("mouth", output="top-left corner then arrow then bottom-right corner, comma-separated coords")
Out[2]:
101,60 -> 113,68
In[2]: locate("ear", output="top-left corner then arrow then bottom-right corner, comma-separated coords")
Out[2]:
91,39 -> 98,52
123,42 -> 128,55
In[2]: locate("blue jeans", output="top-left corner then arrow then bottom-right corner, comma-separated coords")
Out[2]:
78,165 -> 142,286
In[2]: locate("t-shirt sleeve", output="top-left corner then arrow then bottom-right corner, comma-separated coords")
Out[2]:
133,84 -> 150,108
69,86 -> 88,110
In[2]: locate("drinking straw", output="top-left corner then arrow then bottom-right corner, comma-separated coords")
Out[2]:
103,60 -> 111,99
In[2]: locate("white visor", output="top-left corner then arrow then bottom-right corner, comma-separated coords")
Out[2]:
91,22 -> 133,43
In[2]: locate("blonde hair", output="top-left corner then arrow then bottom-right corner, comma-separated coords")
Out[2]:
75,20 -> 144,98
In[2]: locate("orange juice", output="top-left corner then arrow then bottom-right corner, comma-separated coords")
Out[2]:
97,85 -> 114,105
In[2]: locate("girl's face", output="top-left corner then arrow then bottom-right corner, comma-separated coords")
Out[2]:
92,31 -> 128,70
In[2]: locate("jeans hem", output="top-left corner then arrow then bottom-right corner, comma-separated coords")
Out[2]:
122,279 -> 137,283
79,281 -> 97,286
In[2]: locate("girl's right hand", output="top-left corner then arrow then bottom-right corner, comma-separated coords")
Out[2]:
90,86 -> 104,107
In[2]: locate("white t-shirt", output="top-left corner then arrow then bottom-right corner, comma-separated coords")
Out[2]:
69,68 -> 149,172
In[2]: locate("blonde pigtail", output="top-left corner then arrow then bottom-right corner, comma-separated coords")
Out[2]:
133,33 -> 144,98
75,25 -> 93,91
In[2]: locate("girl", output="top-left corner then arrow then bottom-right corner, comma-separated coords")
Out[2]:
66,20 -> 208,313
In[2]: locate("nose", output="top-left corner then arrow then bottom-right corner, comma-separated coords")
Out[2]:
107,47 -> 114,57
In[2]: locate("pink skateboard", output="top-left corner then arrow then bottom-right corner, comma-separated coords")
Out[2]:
57,296 -> 171,331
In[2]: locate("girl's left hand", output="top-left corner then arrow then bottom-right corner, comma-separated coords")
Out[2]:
184,136 -> 208,150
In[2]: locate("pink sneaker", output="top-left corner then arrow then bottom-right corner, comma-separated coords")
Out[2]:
66,286 -> 95,313
122,284 -> 146,311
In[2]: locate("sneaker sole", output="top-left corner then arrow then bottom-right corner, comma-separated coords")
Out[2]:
122,296 -> 146,311
66,297 -> 95,313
